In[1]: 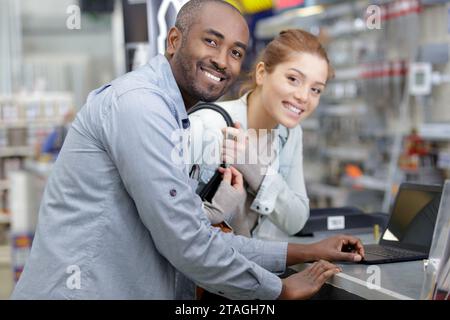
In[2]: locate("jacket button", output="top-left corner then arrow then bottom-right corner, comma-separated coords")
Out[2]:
170,189 -> 177,197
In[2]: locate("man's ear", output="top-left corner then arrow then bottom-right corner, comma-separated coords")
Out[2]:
255,62 -> 266,86
166,27 -> 182,58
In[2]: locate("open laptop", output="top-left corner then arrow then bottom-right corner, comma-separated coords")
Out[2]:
360,182 -> 442,264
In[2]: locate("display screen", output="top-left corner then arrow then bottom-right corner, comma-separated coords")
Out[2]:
381,185 -> 442,252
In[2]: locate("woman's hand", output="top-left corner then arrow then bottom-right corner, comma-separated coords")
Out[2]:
221,122 -> 269,192
218,166 -> 245,194
221,122 -> 249,166
203,166 -> 247,225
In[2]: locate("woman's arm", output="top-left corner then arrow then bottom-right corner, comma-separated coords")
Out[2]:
222,125 -> 309,236
253,127 -> 309,236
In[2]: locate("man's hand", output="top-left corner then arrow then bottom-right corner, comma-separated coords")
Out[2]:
278,260 -> 341,300
310,235 -> 365,262
286,235 -> 365,266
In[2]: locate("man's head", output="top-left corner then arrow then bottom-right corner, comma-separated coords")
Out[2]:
166,0 -> 249,108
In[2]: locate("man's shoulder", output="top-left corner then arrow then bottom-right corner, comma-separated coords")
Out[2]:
110,65 -> 164,100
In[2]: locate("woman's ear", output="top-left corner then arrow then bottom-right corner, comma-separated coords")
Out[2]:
255,62 -> 266,86
166,27 -> 182,58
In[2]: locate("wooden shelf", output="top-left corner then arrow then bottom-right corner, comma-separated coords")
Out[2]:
0,146 -> 33,158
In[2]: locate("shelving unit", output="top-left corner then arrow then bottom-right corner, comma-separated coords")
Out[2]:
0,91 -> 74,219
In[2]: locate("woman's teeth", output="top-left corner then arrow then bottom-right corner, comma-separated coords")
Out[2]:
204,71 -> 221,82
284,103 -> 302,115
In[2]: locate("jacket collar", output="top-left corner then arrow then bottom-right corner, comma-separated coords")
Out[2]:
147,54 -> 188,122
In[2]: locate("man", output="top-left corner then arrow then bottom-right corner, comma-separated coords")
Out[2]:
12,0 -> 364,300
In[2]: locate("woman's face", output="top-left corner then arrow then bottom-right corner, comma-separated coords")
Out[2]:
256,52 -> 328,129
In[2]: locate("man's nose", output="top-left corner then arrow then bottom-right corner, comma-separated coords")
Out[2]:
211,49 -> 228,72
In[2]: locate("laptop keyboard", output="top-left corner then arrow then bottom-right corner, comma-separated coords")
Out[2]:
366,245 -> 420,258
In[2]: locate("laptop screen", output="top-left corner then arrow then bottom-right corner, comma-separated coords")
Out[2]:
380,183 -> 442,253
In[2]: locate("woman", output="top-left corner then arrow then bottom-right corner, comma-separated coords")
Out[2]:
189,29 -> 334,239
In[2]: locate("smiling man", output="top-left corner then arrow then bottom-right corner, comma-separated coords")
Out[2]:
168,2 -> 248,105
11,0 -> 363,300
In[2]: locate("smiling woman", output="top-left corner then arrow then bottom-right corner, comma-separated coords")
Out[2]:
189,29 -> 334,240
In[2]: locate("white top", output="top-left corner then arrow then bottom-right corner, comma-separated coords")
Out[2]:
188,93 -> 310,240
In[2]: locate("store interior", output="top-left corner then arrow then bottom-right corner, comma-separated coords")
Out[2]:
1,0 -> 450,299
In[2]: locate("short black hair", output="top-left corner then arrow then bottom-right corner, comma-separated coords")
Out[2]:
175,0 -> 242,37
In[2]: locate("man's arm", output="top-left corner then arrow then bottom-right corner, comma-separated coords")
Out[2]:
102,89 -> 283,299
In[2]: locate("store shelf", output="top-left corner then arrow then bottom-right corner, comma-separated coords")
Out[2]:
0,214 -> 10,225
0,146 -> 33,158
342,175 -> 387,192
0,245 -> 11,265
323,146 -> 369,162
0,118 -> 64,129
24,160 -> 53,178
419,123 -> 450,141
0,180 -> 8,191
301,119 -> 319,130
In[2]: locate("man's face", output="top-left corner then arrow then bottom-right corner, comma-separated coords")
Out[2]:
169,3 -> 249,106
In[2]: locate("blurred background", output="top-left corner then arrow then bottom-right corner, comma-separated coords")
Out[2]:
1,0 -> 450,299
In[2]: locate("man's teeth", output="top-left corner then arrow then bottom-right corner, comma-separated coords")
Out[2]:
204,71 -> 221,82
285,103 -> 302,115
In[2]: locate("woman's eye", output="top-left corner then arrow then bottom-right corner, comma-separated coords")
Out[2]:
288,76 -> 298,83
312,88 -> 322,95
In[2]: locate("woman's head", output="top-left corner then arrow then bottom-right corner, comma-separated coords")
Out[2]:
243,29 -> 334,129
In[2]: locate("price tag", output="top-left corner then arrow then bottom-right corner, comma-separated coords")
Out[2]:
327,216 -> 345,230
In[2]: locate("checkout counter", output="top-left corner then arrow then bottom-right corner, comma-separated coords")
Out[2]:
287,231 -> 426,300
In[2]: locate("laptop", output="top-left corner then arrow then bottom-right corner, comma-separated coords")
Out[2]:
360,182 -> 442,264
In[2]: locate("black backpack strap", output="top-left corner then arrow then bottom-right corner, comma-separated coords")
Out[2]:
187,102 -> 234,202
188,102 -> 234,127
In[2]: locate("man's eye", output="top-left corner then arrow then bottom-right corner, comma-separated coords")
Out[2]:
232,50 -> 243,59
205,38 -> 217,46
